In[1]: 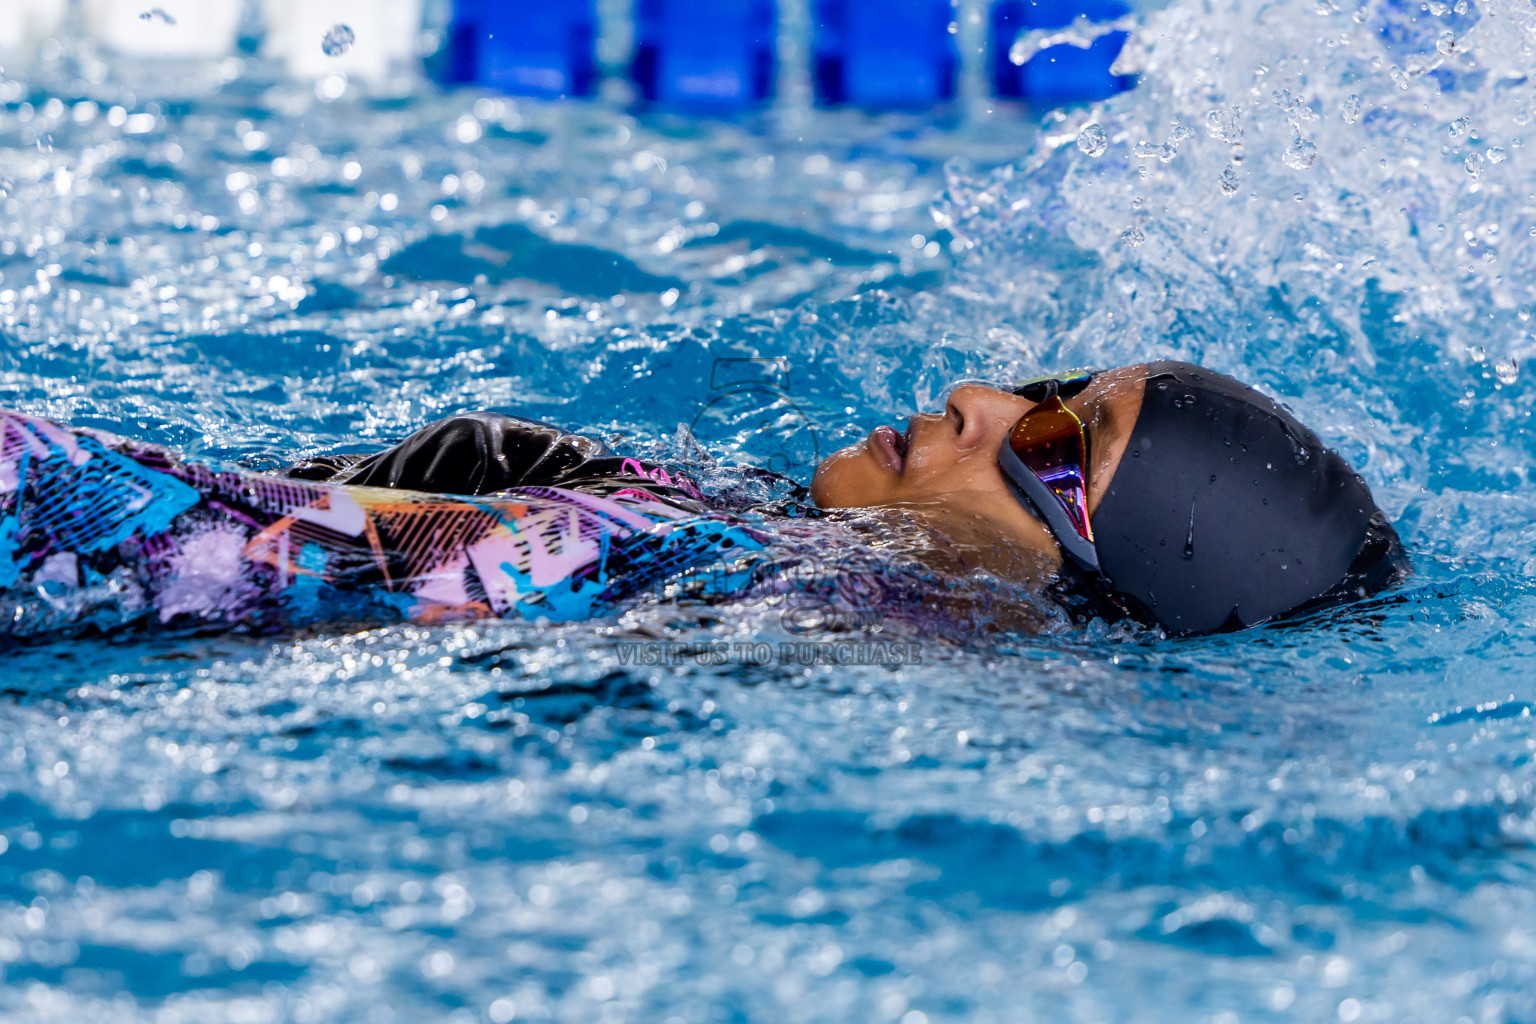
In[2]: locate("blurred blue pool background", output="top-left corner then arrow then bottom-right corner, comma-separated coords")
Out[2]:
4,0 -> 1536,1021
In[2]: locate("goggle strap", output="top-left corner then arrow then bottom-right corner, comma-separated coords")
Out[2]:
1009,370 -> 1097,403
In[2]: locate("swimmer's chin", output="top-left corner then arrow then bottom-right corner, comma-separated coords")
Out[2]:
810,440 -> 886,508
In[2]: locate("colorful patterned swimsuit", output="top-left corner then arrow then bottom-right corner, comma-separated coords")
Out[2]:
0,410 -> 765,642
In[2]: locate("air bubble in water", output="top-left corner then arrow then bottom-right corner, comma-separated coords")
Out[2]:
1121,226 -> 1146,247
1077,123 -> 1108,157
1341,95 -> 1362,124
1496,359 -> 1519,385
1453,0 -> 1467,12
1465,152 -> 1485,178
1283,136 -> 1317,170
1204,106 -> 1243,144
1449,117 -> 1471,138
1519,304 -> 1532,322
1488,148 -> 1506,164
322,24 -> 356,57
1219,166 -> 1239,195
1437,31 -> 1456,55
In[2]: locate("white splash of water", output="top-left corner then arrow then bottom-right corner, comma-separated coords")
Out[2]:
938,0 -> 1536,524
1007,13 -> 1139,67
1077,123 -> 1110,156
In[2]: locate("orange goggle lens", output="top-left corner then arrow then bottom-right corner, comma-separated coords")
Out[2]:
1007,395 -> 1094,543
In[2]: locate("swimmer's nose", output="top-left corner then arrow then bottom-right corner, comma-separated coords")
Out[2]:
945,383 -> 1028,453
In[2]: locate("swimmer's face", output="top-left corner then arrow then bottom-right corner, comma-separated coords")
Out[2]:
810,367 -> 1147,560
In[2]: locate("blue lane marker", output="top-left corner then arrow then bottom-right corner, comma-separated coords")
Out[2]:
438,0 -> 597,98
813,0 -> 958,109
990,0 -> 1134,104
632,0 -> 777,109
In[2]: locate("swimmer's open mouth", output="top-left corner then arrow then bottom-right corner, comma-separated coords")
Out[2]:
870,423 -> 909,474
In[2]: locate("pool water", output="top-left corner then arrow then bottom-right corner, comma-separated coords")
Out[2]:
4,1 -> 1536,1021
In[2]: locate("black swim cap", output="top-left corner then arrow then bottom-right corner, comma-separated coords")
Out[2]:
1089,362 -> 1408,634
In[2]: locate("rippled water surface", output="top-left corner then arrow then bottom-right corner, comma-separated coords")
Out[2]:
4,1 -> 1536,1021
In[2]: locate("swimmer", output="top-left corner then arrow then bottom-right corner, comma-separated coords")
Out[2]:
283,361 -> 1409,635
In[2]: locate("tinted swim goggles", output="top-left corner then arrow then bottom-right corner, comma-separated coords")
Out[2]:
996,370 -> 1102,574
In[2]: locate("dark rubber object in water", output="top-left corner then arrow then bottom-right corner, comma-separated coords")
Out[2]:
1090,361 -> 1408,634
285,413 -> 707,509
